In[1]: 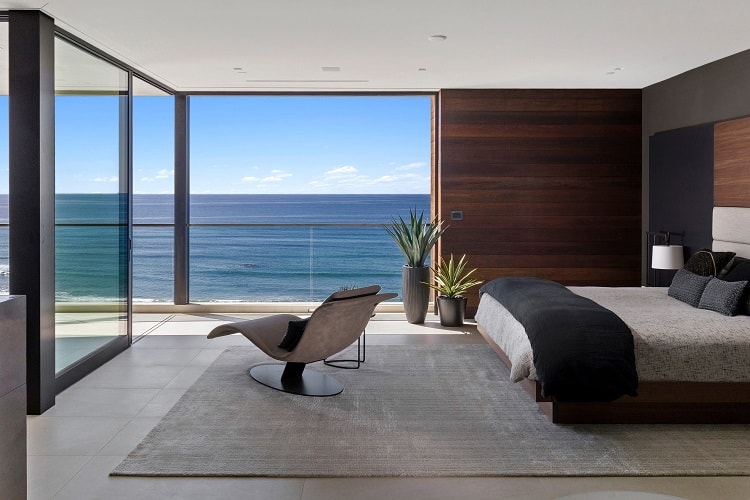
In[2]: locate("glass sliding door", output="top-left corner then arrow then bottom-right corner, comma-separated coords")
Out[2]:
54,36 -> 130,374
0,21 -> 8,296
132,77 -> 174,337
132,76 -> 174,305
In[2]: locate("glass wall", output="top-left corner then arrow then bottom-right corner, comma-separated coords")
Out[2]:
132,76 -> 174,304
54,36 -> 130,373
188,96 -> 431,302
0,21 -> 8,296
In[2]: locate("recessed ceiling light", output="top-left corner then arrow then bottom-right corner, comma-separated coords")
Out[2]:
614,67 -> 624,71
322,66 -> 341,72
428,34 -> 447,42
232,67 -> 243,71
418,68 -> 427,72
606,71 -> 616,75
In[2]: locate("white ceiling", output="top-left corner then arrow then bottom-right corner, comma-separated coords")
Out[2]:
2,0 -> 750,92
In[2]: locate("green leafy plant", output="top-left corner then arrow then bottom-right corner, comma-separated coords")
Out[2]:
385,209 -> 447,267
424,254 -> 482,298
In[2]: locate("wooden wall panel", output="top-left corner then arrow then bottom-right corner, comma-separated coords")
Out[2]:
438,89 -> 642,316
714,116 -> 750,207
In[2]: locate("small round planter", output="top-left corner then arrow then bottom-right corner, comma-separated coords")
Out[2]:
436,296 -> 467,327
402,266 -> 430,324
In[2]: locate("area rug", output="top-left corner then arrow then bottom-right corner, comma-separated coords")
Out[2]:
111,344 -> 750,477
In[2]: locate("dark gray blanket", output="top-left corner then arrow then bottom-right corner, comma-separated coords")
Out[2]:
480,277 -> 638,402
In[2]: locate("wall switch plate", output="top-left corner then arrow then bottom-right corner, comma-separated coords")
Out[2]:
450,210 -> 463,221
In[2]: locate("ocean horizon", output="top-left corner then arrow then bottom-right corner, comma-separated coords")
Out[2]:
0,193 -> 431,302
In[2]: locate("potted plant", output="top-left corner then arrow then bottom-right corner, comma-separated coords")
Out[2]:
385,209 -> 447,324
425,254 -> 482,327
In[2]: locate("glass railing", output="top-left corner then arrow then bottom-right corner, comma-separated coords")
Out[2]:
133,224 -> 174,303
0,225 -> 7,296
55,223 -> 128,304
1,223 -> 408,303
186,223 -> 404,303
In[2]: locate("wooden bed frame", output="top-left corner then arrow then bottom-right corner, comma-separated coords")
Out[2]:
478,324 -> 750,424
475,206 -> 750,424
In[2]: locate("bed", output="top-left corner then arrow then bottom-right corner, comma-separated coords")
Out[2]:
475,207 -> 750,424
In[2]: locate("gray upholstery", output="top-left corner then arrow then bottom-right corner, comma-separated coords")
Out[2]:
206,286 -> 397,393
713,207 -> 750,259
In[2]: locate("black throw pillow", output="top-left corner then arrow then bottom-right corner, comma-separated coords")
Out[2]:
723,256 -> 750,281
277,318 -> 309,351
721,257 -> 750,315
684,250 -> 736,277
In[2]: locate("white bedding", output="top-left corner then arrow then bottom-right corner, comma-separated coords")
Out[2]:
475,286 -> 750,383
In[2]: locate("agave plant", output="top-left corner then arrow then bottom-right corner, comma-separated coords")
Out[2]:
385,209 -> 447,267
424,254 -> 482,298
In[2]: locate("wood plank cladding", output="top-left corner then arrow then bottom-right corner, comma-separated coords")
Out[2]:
438,89 -> 642,315
714,116 -> 750,207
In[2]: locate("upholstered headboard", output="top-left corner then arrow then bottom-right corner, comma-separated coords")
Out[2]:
713,207 -> 750,258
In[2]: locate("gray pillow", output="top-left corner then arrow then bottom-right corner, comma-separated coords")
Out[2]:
668,268 -> 712,307
698,278 -> 749,316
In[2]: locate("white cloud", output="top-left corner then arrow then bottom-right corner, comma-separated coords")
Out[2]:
308,161 -> 430,194
260,172 -> 292,183
395,161 -> 427,171
94,176 -> 118,183
373,173 -> 419,184
324,165 -> 358,179
241,169 -> 292,185
140,169 -> 174,182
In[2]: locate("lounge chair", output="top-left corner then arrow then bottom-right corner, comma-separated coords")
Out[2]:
207,285 -> 397,396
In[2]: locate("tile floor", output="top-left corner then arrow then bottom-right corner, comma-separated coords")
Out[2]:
27,313 -> 750,500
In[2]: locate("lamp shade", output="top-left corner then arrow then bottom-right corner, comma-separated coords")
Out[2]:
652,245 -> 684,270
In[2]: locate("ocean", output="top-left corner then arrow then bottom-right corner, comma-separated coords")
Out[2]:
0,194 -> 430,302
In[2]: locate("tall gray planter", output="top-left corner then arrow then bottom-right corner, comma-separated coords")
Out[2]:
402,265 -> 430,324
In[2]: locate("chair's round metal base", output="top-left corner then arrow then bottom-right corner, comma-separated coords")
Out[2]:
249,364 -> 343,397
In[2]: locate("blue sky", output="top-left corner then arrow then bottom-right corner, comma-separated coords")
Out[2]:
0,95 -> 432,195
188,95 -> 431,195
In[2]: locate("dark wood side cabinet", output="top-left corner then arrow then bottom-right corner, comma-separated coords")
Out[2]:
0,296 -> 27,499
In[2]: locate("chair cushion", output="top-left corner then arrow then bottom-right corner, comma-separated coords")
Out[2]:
277,318 -> 309,351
